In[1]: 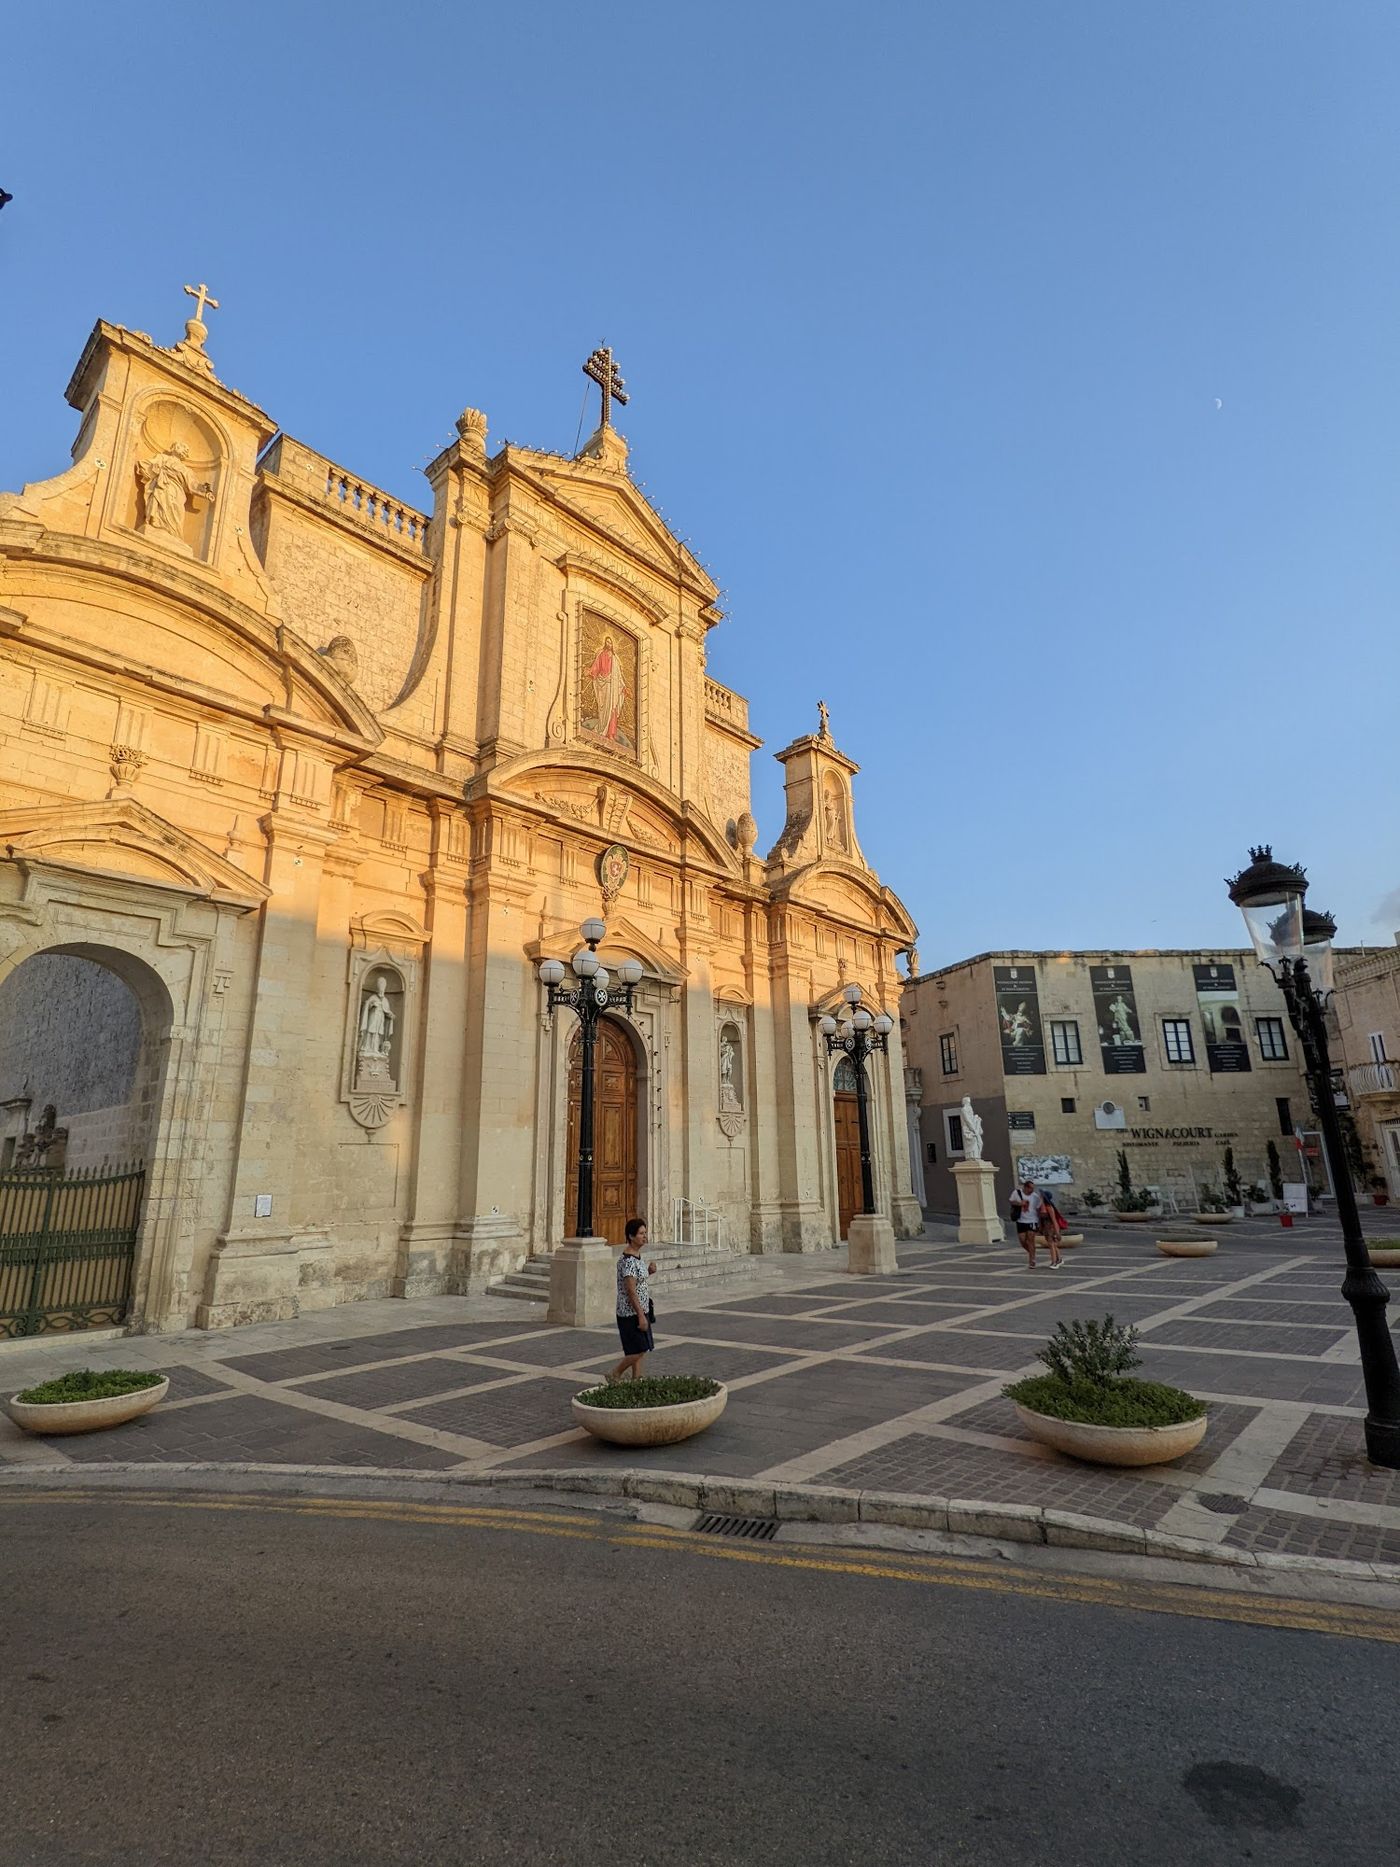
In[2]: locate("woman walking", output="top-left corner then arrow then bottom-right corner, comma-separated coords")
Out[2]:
608,1218 -> 658,1382
1038,1189 -> 1066,1270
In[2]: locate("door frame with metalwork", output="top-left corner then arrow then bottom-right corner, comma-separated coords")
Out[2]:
0,1163 -> 147,1339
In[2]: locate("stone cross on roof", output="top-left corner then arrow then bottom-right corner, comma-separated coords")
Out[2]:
183,281 -> 220,324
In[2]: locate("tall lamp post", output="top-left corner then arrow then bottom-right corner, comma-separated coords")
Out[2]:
537,919 -> 642,1325
820,984 -> 898,1275
538,918 -> 643,1239
1227,845 -> 1400,1469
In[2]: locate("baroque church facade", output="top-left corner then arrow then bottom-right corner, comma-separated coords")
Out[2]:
0,297 -> 921,1333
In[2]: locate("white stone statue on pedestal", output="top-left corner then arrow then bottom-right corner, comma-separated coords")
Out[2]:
960,1094 -> 984,1161
356,975 -> 396,1087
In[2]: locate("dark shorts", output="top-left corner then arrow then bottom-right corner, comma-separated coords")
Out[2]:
1016,1222 -> 1037,1237
616,1308 -> 655,1356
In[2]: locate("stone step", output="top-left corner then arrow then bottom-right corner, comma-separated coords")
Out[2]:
490,1243 -> 775,1306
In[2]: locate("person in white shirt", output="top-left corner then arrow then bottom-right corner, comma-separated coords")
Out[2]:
1010,1178 -> 1061,1269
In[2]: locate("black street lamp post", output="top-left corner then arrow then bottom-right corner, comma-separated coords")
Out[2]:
1227,845 -> 1400,1470
538,919 -> 642,1239
820,985 -> 895,1216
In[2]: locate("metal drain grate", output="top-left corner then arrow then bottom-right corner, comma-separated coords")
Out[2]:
1196,1493 -> 1250,1515
693,1512 -> 779,1541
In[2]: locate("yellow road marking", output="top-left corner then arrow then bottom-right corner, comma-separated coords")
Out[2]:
4,1488 -> 1397,1645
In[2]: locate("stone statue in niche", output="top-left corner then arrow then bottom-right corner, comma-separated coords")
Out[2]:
823,785 -> 847,851
719,1030 -> 741,1111
959,1094 -> 984,1161
136,440 -> 214,545
355,975 -> 397,1088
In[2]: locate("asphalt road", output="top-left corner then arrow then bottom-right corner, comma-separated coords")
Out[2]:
2,1489 -> 1397,1866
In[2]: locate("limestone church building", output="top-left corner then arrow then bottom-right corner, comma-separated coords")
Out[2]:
0,296 -> 920,1336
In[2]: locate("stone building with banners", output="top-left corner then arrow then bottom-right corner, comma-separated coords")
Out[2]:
903,949 -> 1313,1215
0,297 -> 920,1338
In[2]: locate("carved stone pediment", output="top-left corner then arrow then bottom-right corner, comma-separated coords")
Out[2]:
0,799 -> 269,908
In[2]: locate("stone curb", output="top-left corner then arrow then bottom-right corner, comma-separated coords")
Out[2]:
1,1458 -> 1396,1587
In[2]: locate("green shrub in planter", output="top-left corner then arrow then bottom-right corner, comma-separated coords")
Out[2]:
16,1368 -> 166,1406
575,1375 -> 719,1410
1004,1315 -> 1204,1430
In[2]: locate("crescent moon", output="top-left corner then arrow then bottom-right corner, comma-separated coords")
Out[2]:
1214,398 -> 1223,410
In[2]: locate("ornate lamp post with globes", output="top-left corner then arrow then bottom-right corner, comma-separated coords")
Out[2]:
1227,845 -> 1400,1469
820,983 -> 899,1275
537,918 -> 643,1326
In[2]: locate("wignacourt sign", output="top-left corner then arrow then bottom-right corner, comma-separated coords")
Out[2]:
1125,1126 -> 1238,1144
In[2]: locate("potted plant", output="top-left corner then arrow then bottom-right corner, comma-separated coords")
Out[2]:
1194,1188 -> 1233,1226
8,1368 -> 169,1436
571,1374 -> 727,1447
1370,1175 -> 1391,1209
1222,1147 -> 1245,1220
1005,1317 -> 1207,1467
1370,1238 -> 1400,1268
1081,1187 -> 1105,1212
1111,1150 -> 1158,1222
1244,1181 -> 1270,1216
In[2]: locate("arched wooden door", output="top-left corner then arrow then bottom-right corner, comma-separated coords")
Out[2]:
833,1057 -> 862,1241
566,1019 -> 639,1245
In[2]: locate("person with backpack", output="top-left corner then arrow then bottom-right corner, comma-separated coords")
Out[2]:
1009,1178 -> 1061,1270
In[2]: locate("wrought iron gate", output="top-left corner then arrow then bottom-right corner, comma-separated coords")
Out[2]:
0,1164 -> 146,1339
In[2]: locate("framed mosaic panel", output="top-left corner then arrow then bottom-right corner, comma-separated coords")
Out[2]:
577,612 -> 639,758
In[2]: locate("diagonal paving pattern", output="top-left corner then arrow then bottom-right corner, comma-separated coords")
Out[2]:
4,1217 -> 1400,1566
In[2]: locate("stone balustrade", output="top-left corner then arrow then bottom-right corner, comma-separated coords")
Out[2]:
259,435 -> 431,554
704,677 -> 749,733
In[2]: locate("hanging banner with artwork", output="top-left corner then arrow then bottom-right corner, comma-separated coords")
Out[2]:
993,965 -> 1046,1075
1193,962 -> 1252,1073
1090,963 -> 1146,1074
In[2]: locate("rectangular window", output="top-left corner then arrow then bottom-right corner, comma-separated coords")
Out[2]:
1060,1097 -> 1076,1114
1370,1033 -> 1389,1064
945,1111 -> 965,1155
926,1141 -> 937,1164
1276,1096 -> 1293,1136
1255,1017 -> 1289,1061
939,1032 -> 959,1076
1137,1096 -> 1151,1111
1162,1018 -> 1195,1065
1049,1019 -> 1083,1066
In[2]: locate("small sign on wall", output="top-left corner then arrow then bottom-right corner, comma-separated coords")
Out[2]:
1282,1183 -> 1309,1215
254,1193 -> 273,1218
1017,1153 -> 1073,1185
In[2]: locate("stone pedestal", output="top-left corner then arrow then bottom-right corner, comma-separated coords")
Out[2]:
547,1236 -> 615,1327
952,1160 -> 1003,1245
845,1212 -> 897,1275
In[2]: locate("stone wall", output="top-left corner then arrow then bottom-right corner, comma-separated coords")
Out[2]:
0,953 -> 142,1115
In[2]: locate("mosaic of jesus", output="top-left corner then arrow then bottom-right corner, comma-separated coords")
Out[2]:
579,617 -> 637,752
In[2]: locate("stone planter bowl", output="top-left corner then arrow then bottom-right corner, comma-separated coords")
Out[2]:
8,1375 -> 169,1437
1058,1233 -> 1084,1248
1014,1402 -> 1207,1468
1194,1213 -> 1232,1225
1369,1244 -> 1400,1269
1114,1210 -> 1155,1224
1157,1237 -> 1218,1257
572,1382 -> 728,1447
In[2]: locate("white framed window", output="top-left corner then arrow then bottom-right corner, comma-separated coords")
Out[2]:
1049,1019 -> 1082,1066
1370,1032 -> 1389,1064
1162,1018 -> 1195,1065
1255,1017 -> 1289,1061
939,1032 -> 959,1076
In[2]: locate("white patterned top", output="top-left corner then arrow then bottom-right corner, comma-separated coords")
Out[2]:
616,1251 -> 651,1319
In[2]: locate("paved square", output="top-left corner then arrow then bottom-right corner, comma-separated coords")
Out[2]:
8,1217 -> 1400,1572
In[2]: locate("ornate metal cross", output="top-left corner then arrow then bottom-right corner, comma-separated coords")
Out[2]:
583,344 -> 628,429
183,281 -> 220,323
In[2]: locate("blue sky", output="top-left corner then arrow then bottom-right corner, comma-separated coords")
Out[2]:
3,2 -> 1397,961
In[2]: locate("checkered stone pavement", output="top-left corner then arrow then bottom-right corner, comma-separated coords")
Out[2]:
7,1217 -> 1400,1573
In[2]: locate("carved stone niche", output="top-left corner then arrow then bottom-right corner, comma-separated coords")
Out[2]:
124,397 -> 223,561
717,1013 -> 746,1138
341,912 -> 426,1130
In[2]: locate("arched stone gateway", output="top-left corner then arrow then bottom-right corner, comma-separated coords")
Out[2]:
0,944 -> 173,1337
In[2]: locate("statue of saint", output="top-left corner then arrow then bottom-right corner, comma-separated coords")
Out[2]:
135,440 -> 213,540
817,699 -> 830,738
358,976 -> 395,1061
959,1094 -> 984,1161
719,1033 -> 740,1109
823,790 -> 846,849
